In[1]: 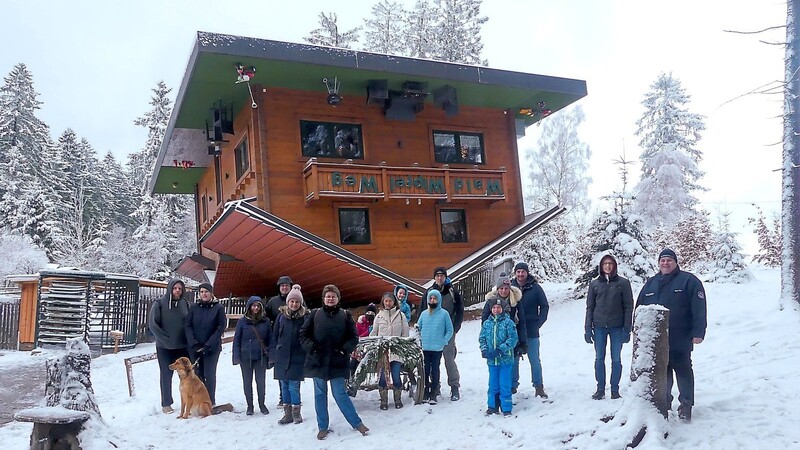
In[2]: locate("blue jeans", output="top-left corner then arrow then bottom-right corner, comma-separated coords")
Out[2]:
594,327 -> 624,391
280,379 -> 301,406
313,377 -> 363,431
488,363 -> 513,413
379,361 -> 402,389
525,337 -> 543,387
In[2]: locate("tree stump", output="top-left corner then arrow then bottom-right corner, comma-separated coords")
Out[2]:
631,305 -> 670,418
14,407 -> 89,450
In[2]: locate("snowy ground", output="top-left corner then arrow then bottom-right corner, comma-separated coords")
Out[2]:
1,265 -> 799,449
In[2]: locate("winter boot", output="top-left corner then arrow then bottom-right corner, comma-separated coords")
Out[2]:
246,405 -> 254,416
450,387 -> 460,401
591,389 -> 605,400
317,429 -> 329,440
677,403 -> 692,422
379,388 -> 389,410
259,402 -> 269,415
278,404 -> 293,425
292,405 -> 303,424
356,423 -> 369,436
485,406 -> 499,415
393,387 -> 404,409
502,411 -> 512,417
535,385 -> 549,399
429,393 -> 438,405
611,390 -> 621,400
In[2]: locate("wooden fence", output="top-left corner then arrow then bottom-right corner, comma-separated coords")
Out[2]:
454,265 -> 494,308
0,299 -> 20,350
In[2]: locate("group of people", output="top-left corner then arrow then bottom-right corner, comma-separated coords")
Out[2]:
148,245 -> 708,441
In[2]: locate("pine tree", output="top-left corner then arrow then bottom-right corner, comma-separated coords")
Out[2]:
525,105 -> 592,216
431,0 -> 488,65
634,73 -> 706,228
707,211 -> 752,283
363,0 -> 407,54
0,229 -> 49,278
748,204 -> 781,267
664,211 -> 714,271
403,0 -> 437,58
304,12 -> 361,49
575,155 -> 656,298
97,152 -> 137,230
505,217 -> 576,282
129,81 -> 172,194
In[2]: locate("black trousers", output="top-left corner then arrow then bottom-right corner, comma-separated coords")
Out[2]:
423,350 -> 443,395
156,346 -> 188,407
240,359 -> 268,407
189,349 -> 221,405
667,348 -> 695,406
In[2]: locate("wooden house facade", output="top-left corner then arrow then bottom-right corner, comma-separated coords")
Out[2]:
150,32 -> 586,304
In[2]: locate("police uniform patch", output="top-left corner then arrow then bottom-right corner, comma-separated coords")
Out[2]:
698,291 -> 705,299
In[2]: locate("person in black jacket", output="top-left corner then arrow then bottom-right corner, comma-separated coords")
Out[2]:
636,248 -> 707,422
233,296 -> 272,415
185,282 -> 226,405
480,273 -> 527,395
272,285 -> 309,425
265,275 -> 293,406
430,267 -> 464,401
148,279 -> 189,414
299,284 -> 368,440
584,254 -> 633,400
511,262 -> 550,398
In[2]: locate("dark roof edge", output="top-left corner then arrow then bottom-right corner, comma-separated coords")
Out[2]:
148,35 -> 203,194
436,205 -> 567,285
200,200 -> 427,295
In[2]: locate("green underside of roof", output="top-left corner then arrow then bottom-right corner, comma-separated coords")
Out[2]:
152,167 -> 204,194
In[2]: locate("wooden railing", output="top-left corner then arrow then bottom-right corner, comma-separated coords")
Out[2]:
303,159 -> 507,204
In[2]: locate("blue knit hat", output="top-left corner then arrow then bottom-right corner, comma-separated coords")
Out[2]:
658,248 -> 678,263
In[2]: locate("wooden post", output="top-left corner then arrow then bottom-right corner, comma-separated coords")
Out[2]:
110,330 -> 124,354
630,305 -> 670,418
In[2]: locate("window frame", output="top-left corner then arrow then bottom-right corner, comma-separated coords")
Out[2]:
432,130 -> 485,165
234,136 -> 250,181
299,120 -> 364,160
337,207 -> 372,246
438,208 -> 468,244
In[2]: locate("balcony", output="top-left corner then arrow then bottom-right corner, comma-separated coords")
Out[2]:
302,159 -> 507,204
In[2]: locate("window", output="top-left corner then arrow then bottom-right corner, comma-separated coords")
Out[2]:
338,208 -> 371,245
214,155 -> 222,205
234,137 -> 250,180
433,131 -> 484,164
300,120 -> 364,159
440,209 -> 467,243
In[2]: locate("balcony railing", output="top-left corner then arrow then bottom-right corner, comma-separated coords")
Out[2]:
302,159 -> 507,203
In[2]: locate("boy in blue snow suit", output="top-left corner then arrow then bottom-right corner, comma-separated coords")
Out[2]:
479,299 -> 518,416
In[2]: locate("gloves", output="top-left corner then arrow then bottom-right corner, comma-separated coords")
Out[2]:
486,348 -> 500,359
622,331 -> 631,344
193,344 -> 204,354
518,343 -> 528,355
481,348 -> 491,359
584,330 -> 594,344
203,345 -> 213,355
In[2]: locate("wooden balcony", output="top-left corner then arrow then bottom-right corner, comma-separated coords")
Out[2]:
302,159 -> 507,204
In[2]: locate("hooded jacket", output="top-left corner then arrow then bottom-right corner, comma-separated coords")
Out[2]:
478,311 -> 518,366
512,274 -> 549,338
299,304 -> 359,380
481,285 -> 528,350
148,279 -> 189,349
431,277 -> 464,334
417,290 -> 454,352
393,284 -> 413,322
185,292 -> 226,354
233,296 -> 272,365
369,305 -> 410,363
271,303 -> 309,381
585,255 -> 634,332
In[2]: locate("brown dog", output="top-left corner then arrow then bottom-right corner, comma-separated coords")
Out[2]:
168,357 -> 212,419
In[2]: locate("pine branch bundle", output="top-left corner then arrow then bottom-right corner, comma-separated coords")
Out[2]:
352,336 -> 422,388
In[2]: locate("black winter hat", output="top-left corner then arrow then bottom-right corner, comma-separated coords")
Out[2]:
658,248 -> 678,263
365,303 -> 377,315
433,267 -> 448,277
513,262 -> 529,273
198,282 -> 213,292
276,275 -> 293,287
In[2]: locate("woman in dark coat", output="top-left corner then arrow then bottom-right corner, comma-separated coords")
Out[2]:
233,296 -> 272,415
299,284 -> 368,440
185,282 -> 226,405
272,285 -> 309,425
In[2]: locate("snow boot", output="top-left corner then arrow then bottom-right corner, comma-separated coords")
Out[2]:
317,429 -> 329,440
379,388 -> 389,410
259,403 -> 269,415
246,405 -> 254,416
292,405 -> 303,424
356,423 -> 369,436
393,387 -> 404,409
450,387 -> 460,401
278,404 -> 293,425
485,406 -> 499,415
503,411 -> 512,417
535,385 -> 549,399
592,389 -> 605,400
611,390 -> 621,400
678,403 -> 692,422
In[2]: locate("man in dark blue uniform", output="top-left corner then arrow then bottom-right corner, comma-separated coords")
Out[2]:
636,248 -> 707,421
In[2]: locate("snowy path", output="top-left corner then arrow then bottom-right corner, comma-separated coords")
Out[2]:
0,266 -> 799,449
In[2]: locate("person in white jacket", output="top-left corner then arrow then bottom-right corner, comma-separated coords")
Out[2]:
370,292 -> 410,409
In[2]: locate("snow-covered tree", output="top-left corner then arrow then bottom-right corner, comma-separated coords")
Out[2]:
129,81 -> 171,194
525,105 -> 592,217
97,152 -> 137,230
657,211 -> 714,271
0,229 -> 49,278
403,0 -> 437,58
706,211 -> 752,283
431,0 -> 488,65
748,204 -> 781,267
304,12 -> 361,49
363,0 -> 407,54
634,73 -> 706,229
575,155 -> 656,298
504,217 -> 577,283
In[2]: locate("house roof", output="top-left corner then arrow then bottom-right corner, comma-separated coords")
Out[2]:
150,31 -> 587,194
195,200 -> 427,304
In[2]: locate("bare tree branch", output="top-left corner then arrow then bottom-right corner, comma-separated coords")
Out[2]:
724,25 -> 787,34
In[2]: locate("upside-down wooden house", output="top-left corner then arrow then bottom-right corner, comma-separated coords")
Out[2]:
150,32 -> 587,305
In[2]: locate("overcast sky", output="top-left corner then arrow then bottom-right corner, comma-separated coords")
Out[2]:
1,0 -> 787,251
